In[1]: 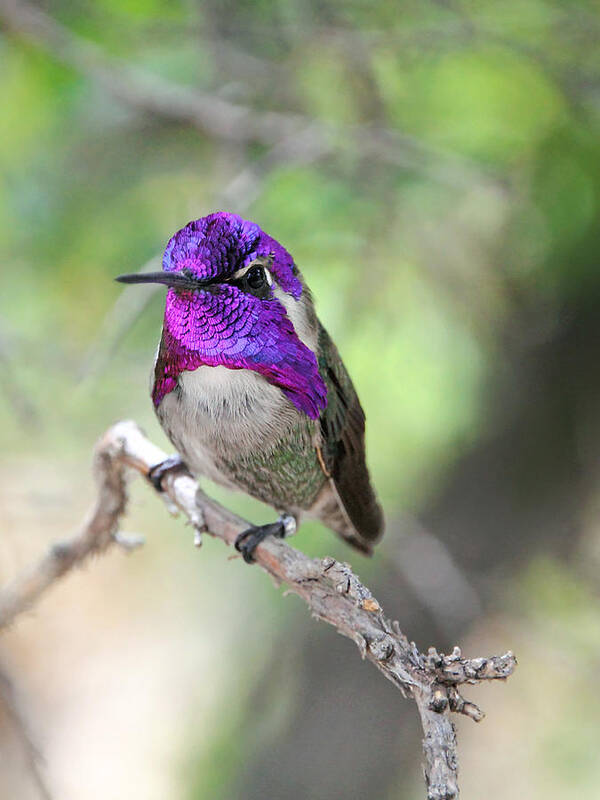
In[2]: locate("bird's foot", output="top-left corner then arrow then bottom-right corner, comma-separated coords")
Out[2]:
235,514 -> 296,564
147,454 -> 189,492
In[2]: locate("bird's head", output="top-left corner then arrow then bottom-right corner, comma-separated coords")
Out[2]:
117,212 -> 327,418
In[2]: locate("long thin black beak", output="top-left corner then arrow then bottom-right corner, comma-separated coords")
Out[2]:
115,271 -> 202,290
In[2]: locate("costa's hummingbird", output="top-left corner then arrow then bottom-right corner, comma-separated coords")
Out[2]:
117,212 -> 384,561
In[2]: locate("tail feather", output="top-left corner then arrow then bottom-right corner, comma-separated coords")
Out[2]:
309,480 -> 383,555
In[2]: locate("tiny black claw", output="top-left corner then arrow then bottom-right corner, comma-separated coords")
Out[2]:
147,455 -> 188,492
234,520 -> 286,564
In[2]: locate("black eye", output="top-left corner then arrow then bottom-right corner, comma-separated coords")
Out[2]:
229,263 -> 271,299
245,266 -> 266,291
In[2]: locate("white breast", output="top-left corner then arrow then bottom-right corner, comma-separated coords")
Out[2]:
157,364 -> 299,487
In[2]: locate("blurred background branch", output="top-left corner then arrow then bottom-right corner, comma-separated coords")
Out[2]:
0,0 -> 499,186
0,319 -> 42,432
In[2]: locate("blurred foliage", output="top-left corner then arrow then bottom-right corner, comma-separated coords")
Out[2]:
1,0 -> 600,798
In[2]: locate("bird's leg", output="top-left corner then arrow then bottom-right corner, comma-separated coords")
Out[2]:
235,513 -> 297,564
147,454 -> 189,492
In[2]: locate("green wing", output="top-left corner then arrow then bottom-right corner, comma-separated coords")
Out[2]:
317,324 -> 384,551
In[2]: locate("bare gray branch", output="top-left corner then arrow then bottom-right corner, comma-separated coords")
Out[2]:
0,420 -> 515,799
0,0 -> 496,187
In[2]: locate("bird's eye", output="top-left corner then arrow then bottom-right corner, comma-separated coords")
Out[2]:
245,266 -> 266,291
229,262 -> 272,298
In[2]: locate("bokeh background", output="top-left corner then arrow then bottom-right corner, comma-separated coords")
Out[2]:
1,1 -> 600,798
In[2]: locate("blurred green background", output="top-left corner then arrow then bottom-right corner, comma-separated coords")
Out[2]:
1,1 -> 600,798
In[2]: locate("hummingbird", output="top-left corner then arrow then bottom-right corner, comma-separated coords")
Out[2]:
117,212 -> 384,562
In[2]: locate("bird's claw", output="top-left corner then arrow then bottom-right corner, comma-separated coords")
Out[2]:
234,515 -> 296,564
147,454 -> 188,492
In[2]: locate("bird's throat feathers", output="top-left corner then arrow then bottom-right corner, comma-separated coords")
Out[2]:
152,283 -> 328,421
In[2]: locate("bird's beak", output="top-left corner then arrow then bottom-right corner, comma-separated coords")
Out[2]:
115,271 -> 204,290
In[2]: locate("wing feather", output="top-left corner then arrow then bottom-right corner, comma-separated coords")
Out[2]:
317,325 -> 384,551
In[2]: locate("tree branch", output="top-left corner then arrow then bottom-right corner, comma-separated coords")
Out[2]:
0,420 -> 515,799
